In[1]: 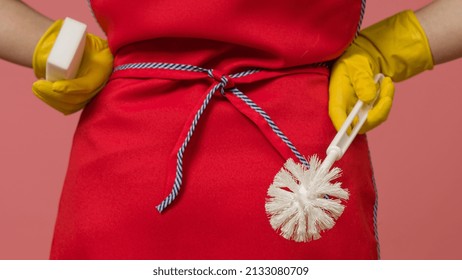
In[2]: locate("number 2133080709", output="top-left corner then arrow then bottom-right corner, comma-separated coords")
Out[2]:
245,266 -> 309,276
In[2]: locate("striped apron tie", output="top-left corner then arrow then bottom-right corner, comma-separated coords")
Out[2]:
113,62 -> 312,213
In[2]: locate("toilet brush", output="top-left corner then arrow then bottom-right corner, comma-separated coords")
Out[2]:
266,74 -> 384,242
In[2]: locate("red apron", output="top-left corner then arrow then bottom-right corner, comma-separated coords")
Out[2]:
50,0 -> 379,259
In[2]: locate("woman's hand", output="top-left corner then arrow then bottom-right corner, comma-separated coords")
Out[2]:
329,10 -> 434,134
32,20 -> 113,115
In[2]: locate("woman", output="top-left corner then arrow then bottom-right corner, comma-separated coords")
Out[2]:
1,0 -> 461,259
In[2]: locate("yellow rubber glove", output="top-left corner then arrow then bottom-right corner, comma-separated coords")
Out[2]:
32,19 -> 113,115
329,10 -> 434,133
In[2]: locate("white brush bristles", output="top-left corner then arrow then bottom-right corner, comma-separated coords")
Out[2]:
265,156 -> 349,242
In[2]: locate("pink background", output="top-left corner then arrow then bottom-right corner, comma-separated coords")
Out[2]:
1,0 -> 461,259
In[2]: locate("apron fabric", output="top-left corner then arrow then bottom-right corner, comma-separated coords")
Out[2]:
50,0 -> 379,259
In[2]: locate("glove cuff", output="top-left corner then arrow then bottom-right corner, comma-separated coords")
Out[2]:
358,10 -> 434,82
32,19 -> 64,79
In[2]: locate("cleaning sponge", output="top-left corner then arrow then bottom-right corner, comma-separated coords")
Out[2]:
46,17 -> 87,81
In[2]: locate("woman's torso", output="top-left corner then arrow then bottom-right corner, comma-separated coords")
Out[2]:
49,0 -> 379,260
89,0 -> 364,71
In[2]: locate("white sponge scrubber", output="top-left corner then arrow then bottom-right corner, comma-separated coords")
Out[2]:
46,17 -> 87,82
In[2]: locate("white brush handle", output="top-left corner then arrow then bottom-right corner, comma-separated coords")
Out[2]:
320,74 -> 384,172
